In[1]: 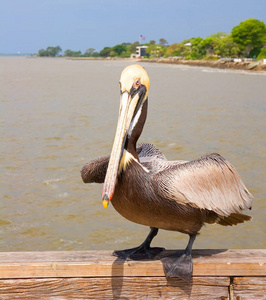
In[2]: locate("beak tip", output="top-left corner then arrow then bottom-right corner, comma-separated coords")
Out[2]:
102,190 -> 113,209
102,199 -> 109,209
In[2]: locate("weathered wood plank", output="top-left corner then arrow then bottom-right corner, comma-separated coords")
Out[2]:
0,277 -> 229,300
233,277 -> 266,300
0,249 -> 265,279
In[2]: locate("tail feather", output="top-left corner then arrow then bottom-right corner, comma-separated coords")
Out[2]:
216,213 -> 252,226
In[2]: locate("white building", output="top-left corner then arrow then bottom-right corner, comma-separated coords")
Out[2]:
136,46 -> 148,58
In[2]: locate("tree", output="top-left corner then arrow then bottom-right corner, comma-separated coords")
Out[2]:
84,48 -> 99,57
72,51 -> 82,57
112,44 -> 127,56
55,46 -> 62,56
189,37 -> 204,59
38,46 -> 62,57
38,48 -> 48,56
179,37 -> 204,59
231,19 -> 266,57
121,42 -> 131,47
64,49 -> 74,57
164,43 -> 179,57
199,37 -> 217,56
257,48 -> 266,59
46,46 -> 62,56
146,44 -> 164,58
99,47 -> 112,57
159,38 -> 168,46
129,41 -> 140,53
210,32 -> 227,38
64,49 -> 81,57
164,42 -> 191,58
149,40 -> 156,45
214,35 -> 240,57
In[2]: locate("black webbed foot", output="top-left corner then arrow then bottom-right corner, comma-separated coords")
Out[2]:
113,245 -> 165,260
113,227 -> 164,260
161,250 -> 193,282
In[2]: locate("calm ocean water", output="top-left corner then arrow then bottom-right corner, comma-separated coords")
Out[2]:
0,57 -> 265,251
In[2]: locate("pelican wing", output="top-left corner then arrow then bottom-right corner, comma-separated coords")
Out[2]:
81,155 -> 109,183
154,153 -> 253,217
80,143 -> 163,183
137,143 -> 167,161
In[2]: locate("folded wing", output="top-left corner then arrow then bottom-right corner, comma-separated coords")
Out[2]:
154,153 -> 253,217
80,143 -> 165,183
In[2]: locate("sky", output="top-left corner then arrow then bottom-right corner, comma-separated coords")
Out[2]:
1,0 -> 266,54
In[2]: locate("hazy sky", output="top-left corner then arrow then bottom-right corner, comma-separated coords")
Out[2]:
1,0 -> 266,54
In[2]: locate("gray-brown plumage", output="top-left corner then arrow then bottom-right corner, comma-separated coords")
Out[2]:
81,65 -> 253,282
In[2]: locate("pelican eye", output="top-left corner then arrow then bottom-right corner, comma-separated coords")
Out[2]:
133,78 -> 141,89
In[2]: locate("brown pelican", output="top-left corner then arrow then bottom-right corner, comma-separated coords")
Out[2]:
81,64 -> 253,282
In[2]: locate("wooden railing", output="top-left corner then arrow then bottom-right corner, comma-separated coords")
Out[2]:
0,249 -> 265,299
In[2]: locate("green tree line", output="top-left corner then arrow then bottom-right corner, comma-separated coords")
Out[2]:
37,19 -> 266,59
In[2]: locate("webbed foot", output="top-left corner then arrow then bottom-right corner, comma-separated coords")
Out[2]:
113,245 -> 165,260
161,251 -> 193,282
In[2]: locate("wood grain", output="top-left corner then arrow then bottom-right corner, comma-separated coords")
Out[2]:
233,277 -> 266,300
0,277 -> 229,300
0,249 -> 265,299
0,249 -> 265,279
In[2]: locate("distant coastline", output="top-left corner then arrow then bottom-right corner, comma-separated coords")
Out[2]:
66,56 -> 266,72
140,57 -> 266,72
2,55 -> 265,72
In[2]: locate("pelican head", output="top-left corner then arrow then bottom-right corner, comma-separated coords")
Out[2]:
102,65 -> 150,208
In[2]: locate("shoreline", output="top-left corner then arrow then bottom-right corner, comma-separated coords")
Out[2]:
139,57 -> 266,72
6,55 -> 265,72
66,56 -> 266,72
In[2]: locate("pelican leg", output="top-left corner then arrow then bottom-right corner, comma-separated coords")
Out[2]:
113,227 -> 165,260
161,234 -> 197,282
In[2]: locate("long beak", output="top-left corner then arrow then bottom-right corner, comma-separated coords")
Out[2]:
101,91 -> 140,208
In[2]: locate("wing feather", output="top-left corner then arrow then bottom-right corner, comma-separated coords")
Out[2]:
137,143 -> 167,160
154,153 -> 253,217
81,155 -> 109,183
80,143 -> 163,183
